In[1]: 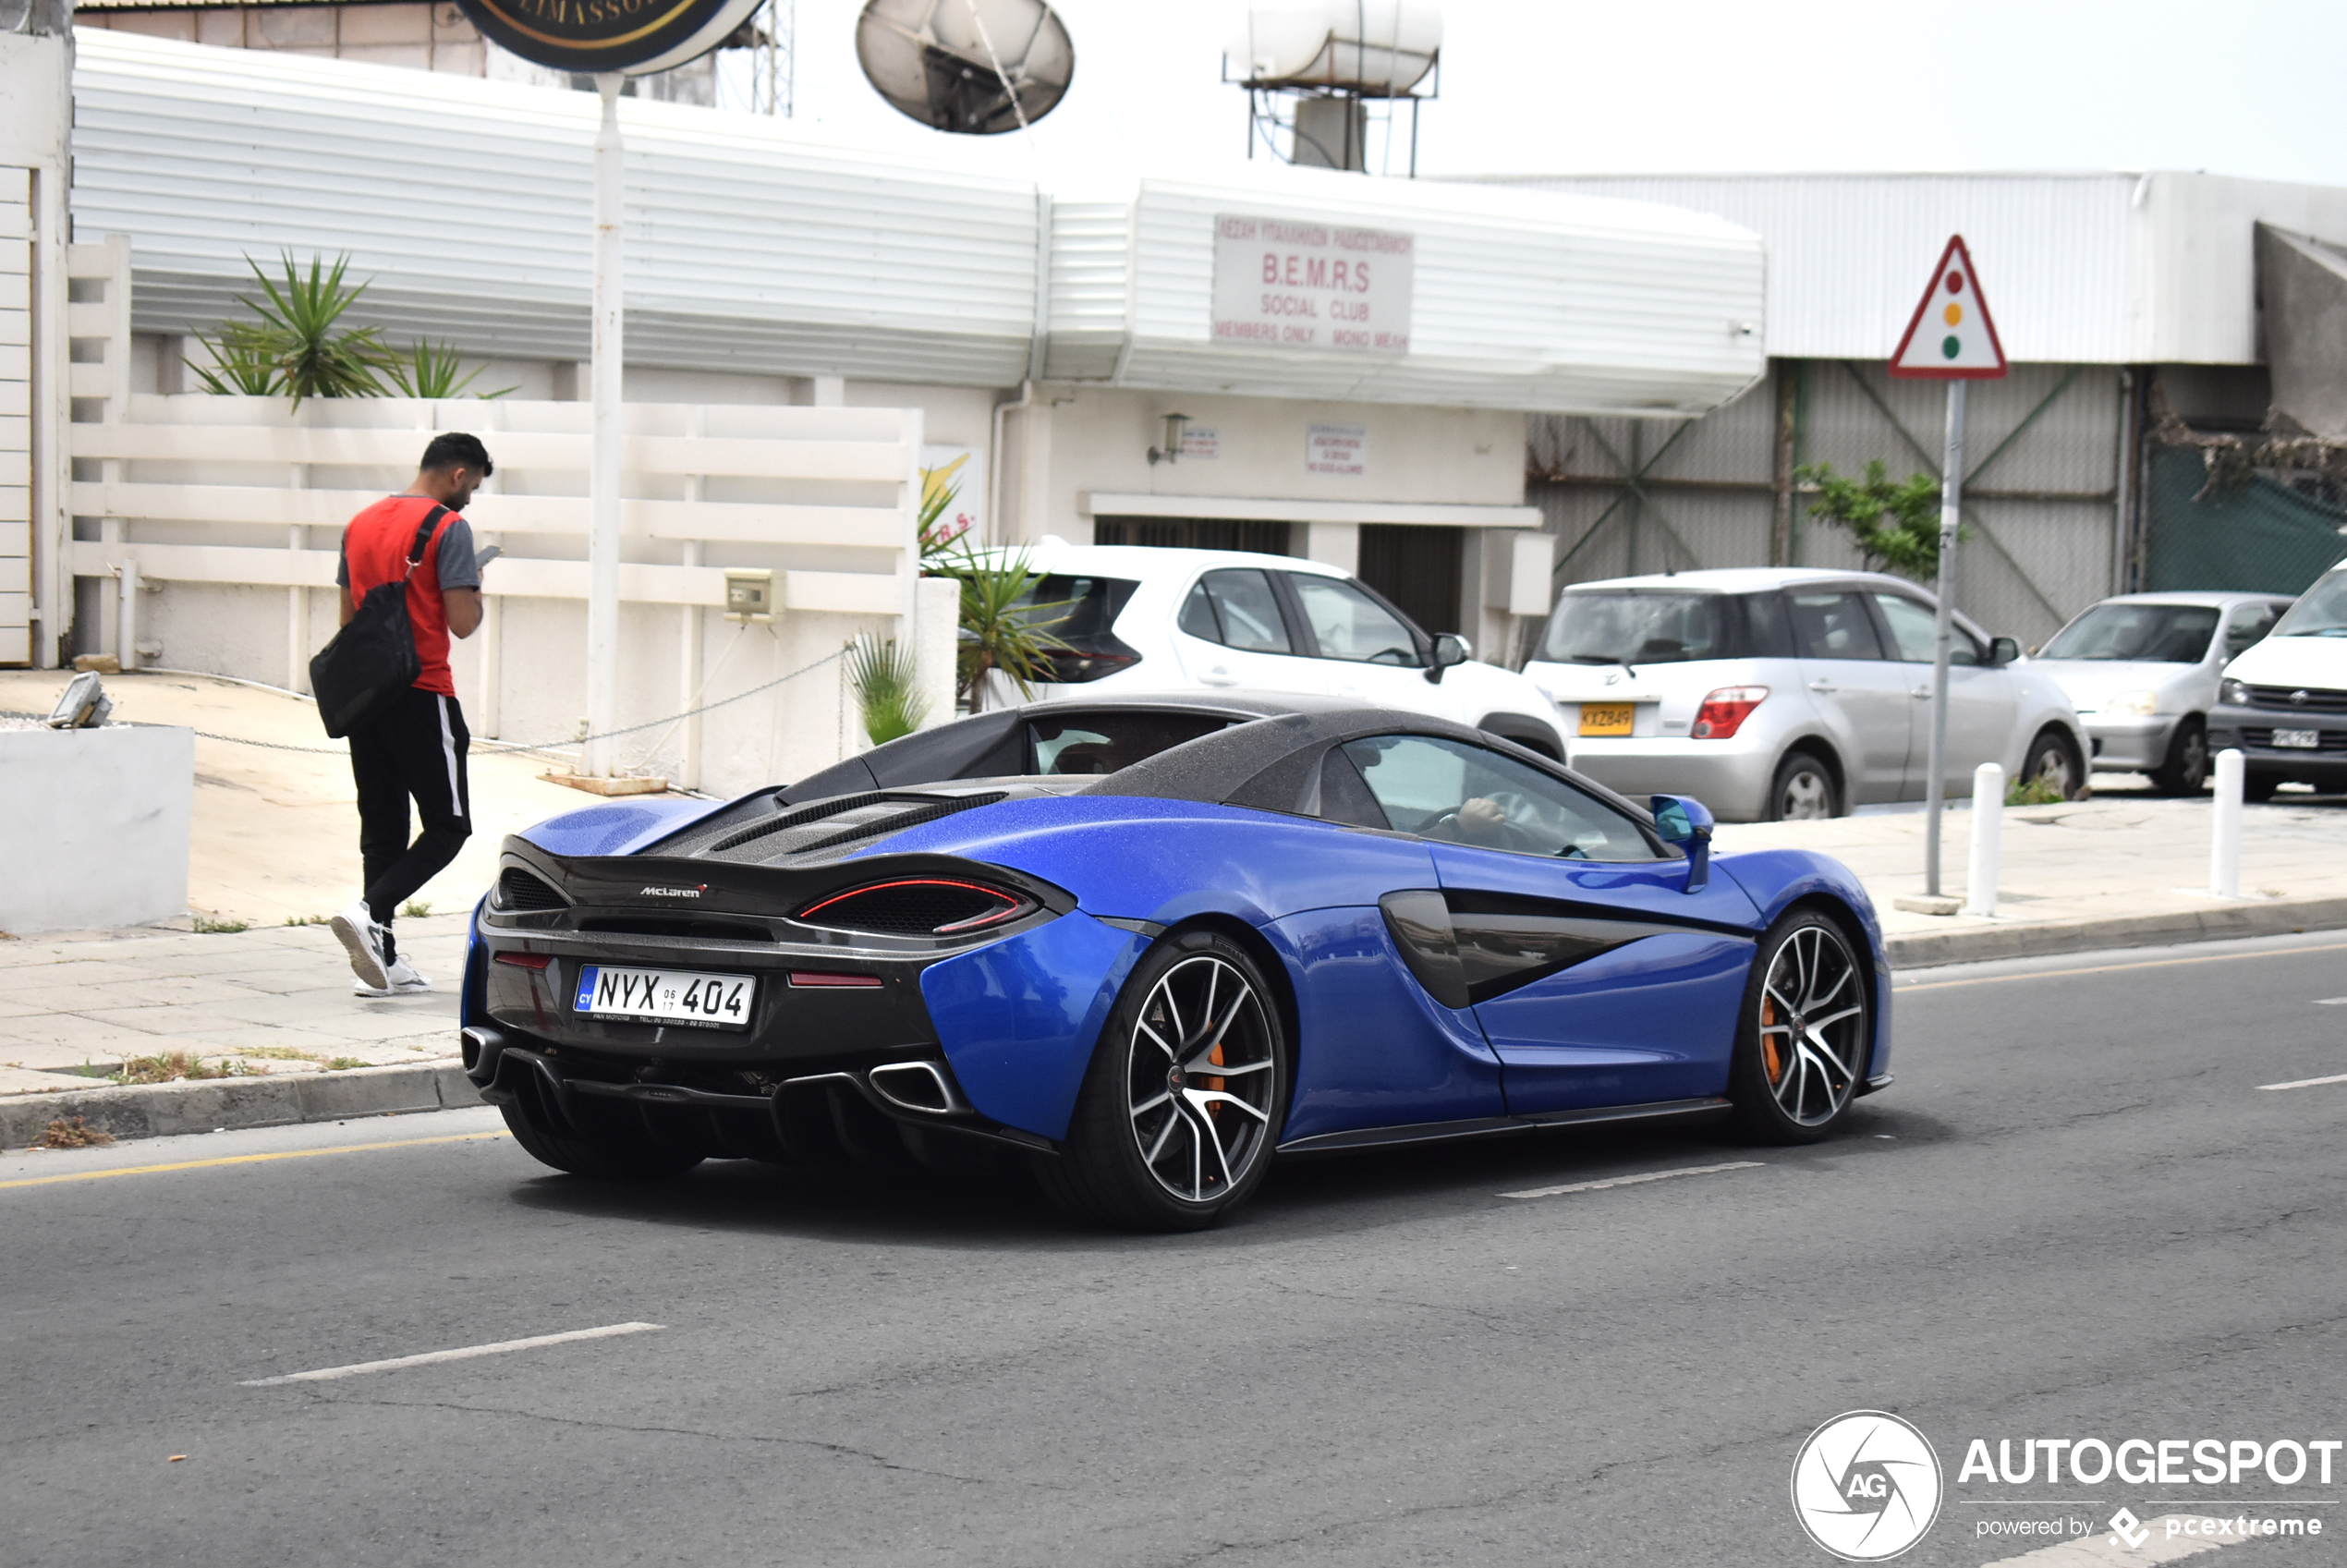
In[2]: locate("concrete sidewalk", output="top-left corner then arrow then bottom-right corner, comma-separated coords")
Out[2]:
1712,790 -> 2347,965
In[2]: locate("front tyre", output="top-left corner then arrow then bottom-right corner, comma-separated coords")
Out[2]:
2148,717 -> 2209,796
1034,930 -> 1289,1232
499,1090 -> 705,1180
1727,911 -> 1871,1144
2021,728 -> 2087,801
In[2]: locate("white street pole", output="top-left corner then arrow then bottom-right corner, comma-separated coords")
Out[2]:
2210,747 -> 2244,897
1923,380 -> 1965,896
584,72 -> 625,778
1961,761 -> 2002,918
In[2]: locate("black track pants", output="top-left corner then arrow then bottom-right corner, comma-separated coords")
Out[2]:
349,687 -> 472,956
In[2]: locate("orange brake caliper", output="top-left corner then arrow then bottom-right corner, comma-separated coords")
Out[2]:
1760,996 -> 1783,1085
1205,1043 -> 1226,1116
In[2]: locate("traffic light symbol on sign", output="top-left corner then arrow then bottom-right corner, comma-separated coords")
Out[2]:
1891,235 -> 2007,379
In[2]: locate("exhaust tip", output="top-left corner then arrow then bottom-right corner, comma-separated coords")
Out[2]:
867,1061 -> 961,1115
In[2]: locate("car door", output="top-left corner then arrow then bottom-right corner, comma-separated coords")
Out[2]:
1170,567 -> 1319,695
1337,734 -> 1762,1116
1785,588 -> 1911,805
1276,571 -> 1456,720
1869,590 -> 2016,800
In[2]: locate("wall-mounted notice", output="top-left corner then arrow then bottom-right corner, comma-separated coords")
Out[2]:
1178,426 -> 1221,460
1307,423 -> 1367,476
1212,214 -> 1414,354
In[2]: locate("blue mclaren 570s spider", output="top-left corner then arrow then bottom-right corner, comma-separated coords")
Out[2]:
461,694 -> 1891,1230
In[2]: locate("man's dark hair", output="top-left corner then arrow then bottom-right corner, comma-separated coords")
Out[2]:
420,432 -> 493,478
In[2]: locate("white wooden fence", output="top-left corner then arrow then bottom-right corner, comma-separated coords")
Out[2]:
62,238 -> 930,796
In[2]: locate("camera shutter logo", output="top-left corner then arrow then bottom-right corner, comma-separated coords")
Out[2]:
1790,1411 -> 1943,1561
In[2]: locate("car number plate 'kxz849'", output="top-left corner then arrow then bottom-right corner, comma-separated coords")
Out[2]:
575,966 -> 754,1030
1579,703 -> 1635,737
2271,728 -> 2320,749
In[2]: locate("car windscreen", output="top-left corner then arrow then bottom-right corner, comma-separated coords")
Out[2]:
1538,591 -> 1732,666
2039,603 -> 2221,662
1025,711 -> 1234,775
2267,573 -> 2347,638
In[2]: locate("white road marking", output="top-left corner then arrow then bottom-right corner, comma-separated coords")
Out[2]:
1976,1513 -> 2261,1564
2315,996 -> 2347,1005
2258,1072 -> 2347,1091
1500,1161 -> 1762,1201
240,1322 -> 664,1385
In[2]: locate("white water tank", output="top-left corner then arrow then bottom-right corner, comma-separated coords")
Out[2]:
1230,1 -> 1441,95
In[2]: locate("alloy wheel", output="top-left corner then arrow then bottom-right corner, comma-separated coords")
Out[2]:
1781,768 -> 1832,820
1755,924 -> 1867,1126
1125,954 -> 1278,1203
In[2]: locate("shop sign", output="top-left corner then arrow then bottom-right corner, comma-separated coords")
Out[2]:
454,0 -> 761,75
1212,214 -> 1414,354
1307,423 -> 1367,476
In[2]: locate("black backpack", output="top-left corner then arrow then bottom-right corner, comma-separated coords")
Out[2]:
310,504 -> 448,739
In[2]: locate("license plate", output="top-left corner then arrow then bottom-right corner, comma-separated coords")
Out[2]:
1579,703 -> 1635,737
574,965 -> 754,1030
2272,729 -> 2320,749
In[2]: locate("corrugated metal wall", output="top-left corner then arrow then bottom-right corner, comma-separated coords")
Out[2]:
1529,359 -> 2125,650
1481,174 -> 2136,365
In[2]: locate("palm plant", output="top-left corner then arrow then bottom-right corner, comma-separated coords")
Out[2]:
383,338 -> 512,400
184,320 -> 284,395
937,542 -> 1071,711
845,634 -> 930,745
918,454 -> 973,559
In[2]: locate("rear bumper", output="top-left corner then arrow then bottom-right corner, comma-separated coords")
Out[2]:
1566,738 -> 1772,822
464,1025 -> 1058,1162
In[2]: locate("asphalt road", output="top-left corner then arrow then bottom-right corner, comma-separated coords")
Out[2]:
5,930 -> 2344,1568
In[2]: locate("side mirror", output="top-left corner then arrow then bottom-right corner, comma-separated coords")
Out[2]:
1988,636 -> 2020,667
1649,793 -> 1714,893
1424,632 -> 1472,685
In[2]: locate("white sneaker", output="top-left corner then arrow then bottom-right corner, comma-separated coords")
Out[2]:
330,900 -> 391,991
353,956 -> 432,997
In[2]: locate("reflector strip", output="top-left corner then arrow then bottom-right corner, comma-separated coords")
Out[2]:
789,972 -> 883,989
493,952 -> 553,970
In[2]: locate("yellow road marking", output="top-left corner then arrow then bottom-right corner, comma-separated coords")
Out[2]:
1,1130 -> 509,1190
1897,941 -> 2347,992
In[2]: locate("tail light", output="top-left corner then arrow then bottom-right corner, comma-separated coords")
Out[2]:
1692,686 -> 1768,740
796,878 -> 1035,937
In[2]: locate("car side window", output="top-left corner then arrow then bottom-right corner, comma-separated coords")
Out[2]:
1339,735 -> 1664,861
1180,569 -> 1292,655
2224,604 -> 2280,658
1286,574 -> 1423,665
1871,592 -> 1980,666
1789,590 -> 1888,661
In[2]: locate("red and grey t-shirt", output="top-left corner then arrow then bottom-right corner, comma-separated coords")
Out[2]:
336,495 -> 480,698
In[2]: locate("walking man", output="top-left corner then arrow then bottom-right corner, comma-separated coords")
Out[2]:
328,432 -> 493,995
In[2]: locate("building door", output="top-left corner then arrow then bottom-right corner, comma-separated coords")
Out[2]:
1358,524 -> 1462,638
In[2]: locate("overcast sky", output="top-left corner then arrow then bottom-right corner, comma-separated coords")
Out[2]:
770,1 -> 2347,188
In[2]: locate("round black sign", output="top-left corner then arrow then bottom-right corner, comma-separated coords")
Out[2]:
455,0 -> 760,76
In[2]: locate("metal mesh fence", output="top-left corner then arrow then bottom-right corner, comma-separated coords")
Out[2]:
2145,445 -> 2347,593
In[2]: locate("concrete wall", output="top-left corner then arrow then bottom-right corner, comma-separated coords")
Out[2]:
0,723 -> 191,931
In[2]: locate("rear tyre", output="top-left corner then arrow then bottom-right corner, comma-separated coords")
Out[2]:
1032,930 -> 1289,1232
1768,751 -> 1841,821
2148,718 -> 2209,796
1726,910 -> 1871,1144
2021,728 -> 2087,801
499,1091 -> 705,1180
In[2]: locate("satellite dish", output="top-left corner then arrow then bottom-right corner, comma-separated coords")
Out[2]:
857,0 -> 1076,135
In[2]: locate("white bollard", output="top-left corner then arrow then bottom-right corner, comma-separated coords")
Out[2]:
2210,748 -> 2244,897
1961,763 -> 2003,917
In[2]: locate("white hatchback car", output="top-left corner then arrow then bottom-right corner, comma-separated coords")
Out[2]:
977,544 -> 1572,759
1521,567 -> 2089,820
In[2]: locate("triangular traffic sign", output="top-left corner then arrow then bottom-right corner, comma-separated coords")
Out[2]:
1890,235 -> 2008,379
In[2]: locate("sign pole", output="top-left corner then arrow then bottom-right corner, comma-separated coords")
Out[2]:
583,72 -> 623,778
1923,380 -> 1964,896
